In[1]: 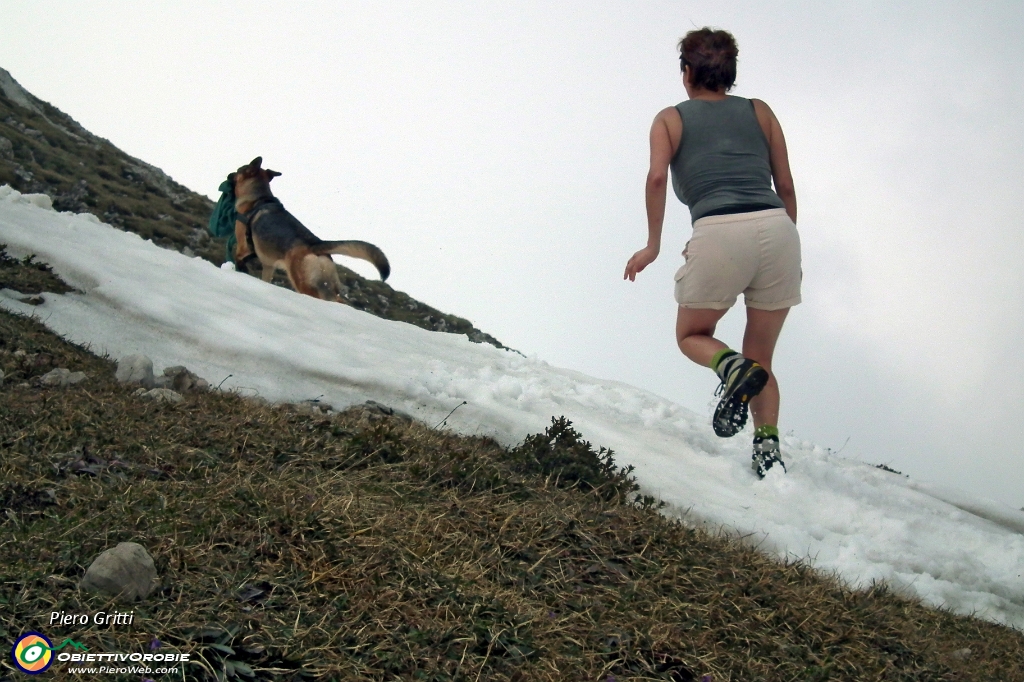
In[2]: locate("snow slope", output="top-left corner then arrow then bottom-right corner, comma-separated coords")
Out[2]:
2,186 -> 1022,629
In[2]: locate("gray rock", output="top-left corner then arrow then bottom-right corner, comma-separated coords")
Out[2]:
115,354 -> 154,388
278,399 -> 333,416
138,388 -> 183,404
39,367 -> 71,386
357,400 -> 413,423
161,365 -> 208,393
363,399 -> 402,416
0,369 -> 5,387
37,368 -> 87,387
80,542 -> 157,602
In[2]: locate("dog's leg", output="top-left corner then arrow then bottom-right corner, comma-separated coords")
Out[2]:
309,255 -> 347,302
285,249 -> 324,299
261,261 -> 277,283
233,219 -> 254,264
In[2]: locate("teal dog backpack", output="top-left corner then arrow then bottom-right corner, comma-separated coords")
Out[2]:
208,178 -> 239,263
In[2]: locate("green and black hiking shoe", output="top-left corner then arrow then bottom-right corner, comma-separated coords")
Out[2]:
712,355 -> 769,437
751,434 -> 787,479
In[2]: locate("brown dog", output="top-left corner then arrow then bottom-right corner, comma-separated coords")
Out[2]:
230,157 -> 389,302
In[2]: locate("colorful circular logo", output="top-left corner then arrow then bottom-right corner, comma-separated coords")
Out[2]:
11,632 -> 54,674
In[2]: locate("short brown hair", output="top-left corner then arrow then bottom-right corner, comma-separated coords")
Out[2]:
678,28 -> 739,92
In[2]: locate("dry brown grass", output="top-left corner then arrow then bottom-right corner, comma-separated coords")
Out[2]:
1,254 -> 1023,681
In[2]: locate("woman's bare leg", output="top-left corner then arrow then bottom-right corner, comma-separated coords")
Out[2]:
676,307 -> 729,366
741,307 -> 790,429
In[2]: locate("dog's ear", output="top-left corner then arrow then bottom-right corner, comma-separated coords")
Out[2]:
250,156 -> 262,169
267,169 -> 282,180
227,172 -> 237,185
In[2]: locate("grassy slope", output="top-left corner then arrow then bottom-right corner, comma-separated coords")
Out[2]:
1,251 -> 1022,682
0,82 -> 507,349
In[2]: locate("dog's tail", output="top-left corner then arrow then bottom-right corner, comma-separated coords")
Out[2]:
311,240 -> 390,281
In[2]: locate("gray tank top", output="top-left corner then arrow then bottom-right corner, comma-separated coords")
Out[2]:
670,96 -> 785,223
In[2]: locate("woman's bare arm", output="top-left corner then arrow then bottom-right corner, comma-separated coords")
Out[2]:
752,99 -> 797,224
625,106 -> 683,281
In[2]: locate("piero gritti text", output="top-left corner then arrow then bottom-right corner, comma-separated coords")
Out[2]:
49,610 -> 135,627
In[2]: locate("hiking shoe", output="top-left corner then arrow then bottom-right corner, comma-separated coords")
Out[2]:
712,357 -> 769,437
751,435 -> 787,479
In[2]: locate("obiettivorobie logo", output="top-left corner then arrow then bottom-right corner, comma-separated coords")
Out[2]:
10,632 -> 88,674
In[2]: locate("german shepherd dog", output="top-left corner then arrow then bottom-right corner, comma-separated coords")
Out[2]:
230,157 -> 390,302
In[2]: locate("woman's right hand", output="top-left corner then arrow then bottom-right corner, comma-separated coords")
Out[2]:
624,245 -> 660,281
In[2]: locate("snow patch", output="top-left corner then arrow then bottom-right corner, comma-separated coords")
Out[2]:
1,184 -> 1023,629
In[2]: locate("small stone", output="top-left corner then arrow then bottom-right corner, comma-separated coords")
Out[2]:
66,371 -> 87,385
139,388 -> 183,404
950,648 -> 972,660
0,369 -> 5,387
26,352 -> 53,372
161,365 -> 207,393
364,400 -> 393,415
115,354 -> 154,388
80,542 -> 157,602
363,400 -> 413,421
39,367 -> 71,386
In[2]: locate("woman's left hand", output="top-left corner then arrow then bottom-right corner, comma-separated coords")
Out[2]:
624,245 -> 660,281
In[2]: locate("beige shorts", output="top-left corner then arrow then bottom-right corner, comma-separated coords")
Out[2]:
673,208 -> 801,311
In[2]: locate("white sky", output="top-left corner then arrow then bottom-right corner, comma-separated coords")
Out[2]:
1,1 -> 1022,507
3,186 -> 1024,628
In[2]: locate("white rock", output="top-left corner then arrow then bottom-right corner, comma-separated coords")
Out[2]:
39,367 -> 71,386
66,371 -> 87,385
80,542 -> 157,602
115,354 -> 154,388
139,388 -> 183,404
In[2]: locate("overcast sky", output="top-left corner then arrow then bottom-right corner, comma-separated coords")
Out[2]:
2,1 -> 1022,507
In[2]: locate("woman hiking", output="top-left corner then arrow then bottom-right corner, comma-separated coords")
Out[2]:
624,28 -> 801,478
